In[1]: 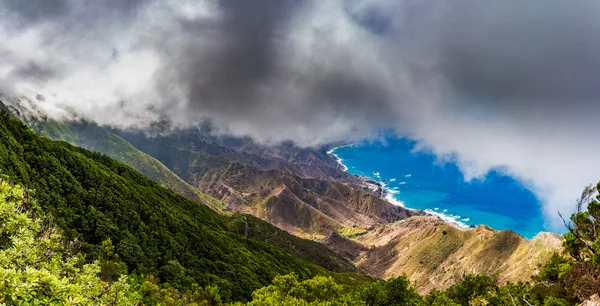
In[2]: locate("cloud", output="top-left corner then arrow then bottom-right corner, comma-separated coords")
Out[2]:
1,0 -> 599,230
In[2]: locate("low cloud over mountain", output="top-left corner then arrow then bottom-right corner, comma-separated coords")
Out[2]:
2,0 -> 600,229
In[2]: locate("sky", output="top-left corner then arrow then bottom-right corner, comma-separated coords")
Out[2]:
1,0 -> 600,230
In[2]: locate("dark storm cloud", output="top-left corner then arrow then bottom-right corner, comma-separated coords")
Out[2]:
181,0 -> 300,114
138,0 -> 396,142
431,1 -> 600,112
2,0 -> 69,23
2,0 -> 600,228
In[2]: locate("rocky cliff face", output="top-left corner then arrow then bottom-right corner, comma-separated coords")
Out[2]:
354,217 -> 562,293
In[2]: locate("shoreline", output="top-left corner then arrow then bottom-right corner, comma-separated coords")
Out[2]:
327,145 -> 472,231
326,144 -> 351,171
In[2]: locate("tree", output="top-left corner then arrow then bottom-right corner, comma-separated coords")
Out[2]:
558,182 -> 600,301
361,275 -> 423,306
559,183 -> 600,263
246,273 -> 358,305
434,274 -> 499,306
0,179 -> 139,305
99,238 -> 129,282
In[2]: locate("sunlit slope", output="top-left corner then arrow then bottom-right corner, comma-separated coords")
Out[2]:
356,216 -> 562,293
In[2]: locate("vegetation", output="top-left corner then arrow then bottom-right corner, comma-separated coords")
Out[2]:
0,111 -> 361,302
0,178 -> 138,304
31,119 -> 226,213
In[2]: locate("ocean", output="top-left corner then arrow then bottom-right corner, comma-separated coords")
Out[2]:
330,138 -> 546,239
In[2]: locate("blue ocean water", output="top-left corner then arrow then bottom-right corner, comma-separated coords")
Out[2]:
331,138 -> 546,239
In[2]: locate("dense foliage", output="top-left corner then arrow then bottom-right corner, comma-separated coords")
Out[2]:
0,179 -> 138,305
0,111 -> 361,302
30,119 -> 226,212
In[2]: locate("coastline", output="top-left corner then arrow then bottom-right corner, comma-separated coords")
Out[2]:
326,144 -> 351,171
327,144 -> 472,231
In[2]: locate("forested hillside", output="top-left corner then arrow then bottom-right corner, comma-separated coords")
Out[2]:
30,117 -> 418,239
3,175 -> 599,305
31,119 -> 226,212
0,110 -> 364,302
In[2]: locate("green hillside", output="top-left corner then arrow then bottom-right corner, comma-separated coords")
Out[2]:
0,111 -> 362,302
31,119 -> 226,212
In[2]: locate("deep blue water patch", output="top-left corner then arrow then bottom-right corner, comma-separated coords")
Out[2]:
332,138 -> 546,239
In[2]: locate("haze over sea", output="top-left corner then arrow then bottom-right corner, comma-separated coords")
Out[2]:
331,138 -> 547,239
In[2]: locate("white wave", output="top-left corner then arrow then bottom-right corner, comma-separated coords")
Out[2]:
443,209 -> 448,212
335,157 -> 348,171
405,174 -> 412,177
390,178 -> 397,182
424,209 -> 470,229
326,145 -> 354,171
393,186 -> 399,190
384,193 -> 405,207
399,181 -> 406,185
388,189 -> 400,194
434,207 -> 439,210
462,218 -> 470,222
326,144 -> 353,155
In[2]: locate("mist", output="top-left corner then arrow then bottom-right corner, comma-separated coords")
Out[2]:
1,0 -> 600,230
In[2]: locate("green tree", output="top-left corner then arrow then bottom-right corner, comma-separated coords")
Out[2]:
246,273 -> 358,305
428,293 -> 460,306
0,179 -> 139,305
361,275 -> 423,306
560,183 -> 600,263
99,238 -> 129,282
435,274 -> 499,306
530,253 -> 574,304
542,296 -> 571,306
559,182 -> 600,301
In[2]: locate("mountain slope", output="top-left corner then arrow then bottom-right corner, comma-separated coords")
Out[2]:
100,133 -> 420,237
112,128 -> 360,183
28,119 -> 406,238
30,119 -> 226,212
0,110 -> 365,302
355,217 -> 562,293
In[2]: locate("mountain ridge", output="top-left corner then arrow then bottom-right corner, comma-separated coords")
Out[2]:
355,216 -> 561,293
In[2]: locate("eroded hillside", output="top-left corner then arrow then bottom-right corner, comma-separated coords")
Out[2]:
355,216 -> 562,293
